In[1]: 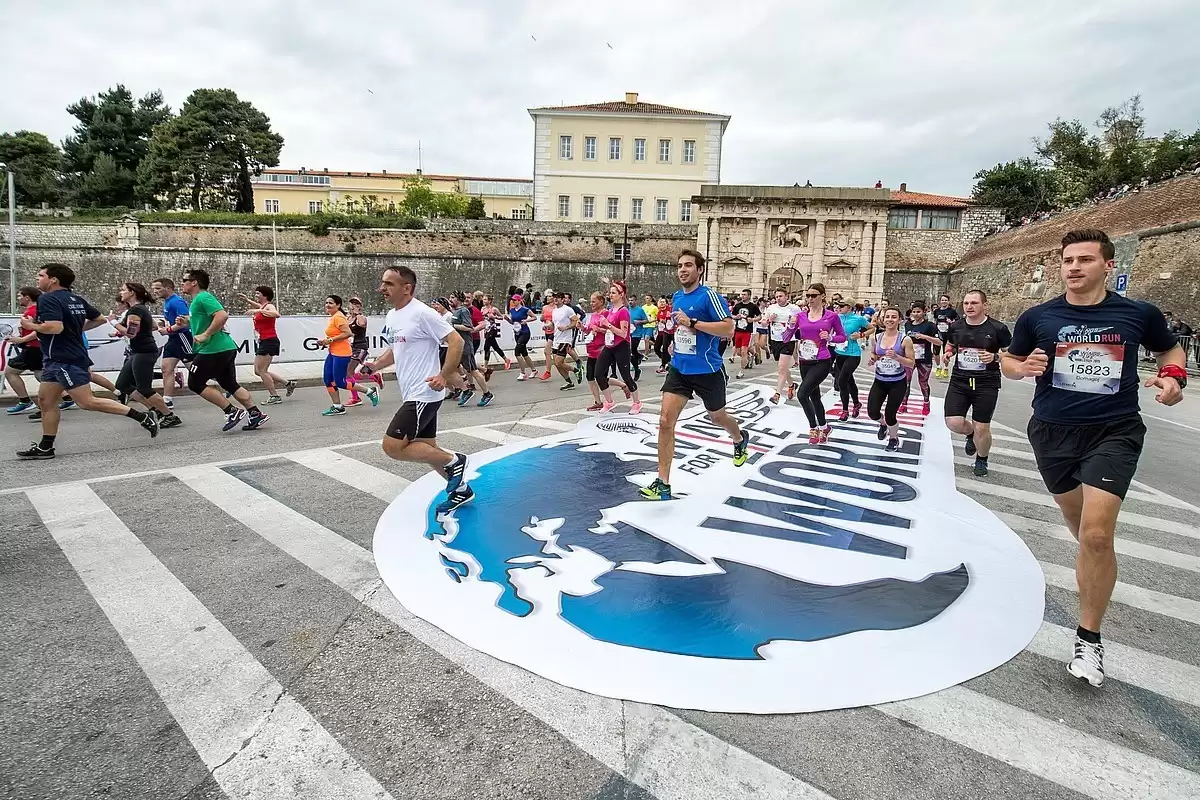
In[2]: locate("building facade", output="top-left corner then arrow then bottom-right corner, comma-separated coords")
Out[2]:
529,92 -> 729,225
250,168 -> 533,219
884,183 -> 1005,270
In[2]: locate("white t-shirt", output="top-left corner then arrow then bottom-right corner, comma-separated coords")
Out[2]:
764,303 -> 799,341
383,300 -> 455,403
552,304 -> 577,346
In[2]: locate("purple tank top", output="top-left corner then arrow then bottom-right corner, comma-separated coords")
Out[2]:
873,332 -> 907,381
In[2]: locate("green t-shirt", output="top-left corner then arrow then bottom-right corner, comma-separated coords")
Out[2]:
189,291 -> 238,354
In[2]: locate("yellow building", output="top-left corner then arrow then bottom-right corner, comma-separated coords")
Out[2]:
528,92 -> 730,224
251,168 -> 533,218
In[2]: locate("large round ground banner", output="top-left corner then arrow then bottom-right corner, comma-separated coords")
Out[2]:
374,386 -> 1045,713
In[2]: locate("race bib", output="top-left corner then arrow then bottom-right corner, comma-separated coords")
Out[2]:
770,322 -> 786,340
957,348 -> 986,371
604,330 -> 616,348
1052,342 -> 1124,394
913,343 -> 926,360
580,331 -> 594,346
674,326 -> 697,355
937,322 -> 949,333
737,318 -> 750,331
798,339 -> 819,360
877,357 -> 903,376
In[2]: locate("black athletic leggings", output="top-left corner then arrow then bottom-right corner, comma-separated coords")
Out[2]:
596,339 -> 637,393
655,332 -> 673,368
116,352 -> 160,399
868,378 -> 907,427
833,354 -> 860,410
482,333 -> 506,362
795,358 -> 833,427
513,328 -> 530,358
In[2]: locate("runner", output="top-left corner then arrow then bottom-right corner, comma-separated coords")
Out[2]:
562,291 -> 587,384
507,294 -> 535,379
539,299 -> 556,381
447,293 -> 492,407
786,283 -> 846,443
753,298 -> 770,365
628,298 -> 650,381
4,287 -> 42,415
640,293 -> 659,358
1002,228 -> 1185,687
344,296 -> 381,408
866,308 -> 916,452
112,282 -> 181,426
903,301 -> 940,415
592,280 -> 642,413
241,285 -> 296,404
933,293 -> 959,378
16,264 -> 159,459
639,249 -> 750,501
653,295 -> 675,375
762,288 -> 800,404
365,265 -> 474,515
180,269 -> 268,431
731,289 -> 761,380
550,292 -> 580,391
151,278 -> 192,410
943,289 -> 1011,477
832,299 -> 871,420
581,291 -> 629,411
479,294 -> 510,371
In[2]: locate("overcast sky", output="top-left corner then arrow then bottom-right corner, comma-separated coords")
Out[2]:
4,0 -> 1198,196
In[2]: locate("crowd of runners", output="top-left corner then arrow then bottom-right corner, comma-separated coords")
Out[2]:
2,227 -> 1189,689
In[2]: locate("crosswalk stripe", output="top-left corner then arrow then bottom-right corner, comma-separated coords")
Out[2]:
998,512 -> 1200,574
1040,560 -> 1200,625
960,480 -> 1200,542
25,484 -> 394,800
959,459 -> 1167,505
498,417 -> 576,432
453,425 -> 529,445
284,448 -> 410,503
877,685 -> 1200,800
1030,622 -> 1200,708
181,464 -> 825,800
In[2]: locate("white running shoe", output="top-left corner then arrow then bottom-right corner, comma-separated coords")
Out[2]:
1067,635 -> 1105,687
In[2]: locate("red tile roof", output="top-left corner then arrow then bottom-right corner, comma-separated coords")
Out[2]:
530,100 -> 726,117
891,190 -> 974,208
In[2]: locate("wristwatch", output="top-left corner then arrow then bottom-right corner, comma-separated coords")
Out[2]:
688,317 -> 697,328
1159,364 -> 1187,389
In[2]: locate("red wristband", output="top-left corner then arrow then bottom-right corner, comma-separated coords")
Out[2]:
1158,364 -> 1187,381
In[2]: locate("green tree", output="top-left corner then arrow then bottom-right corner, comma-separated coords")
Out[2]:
434,191 -> 469,218
398,176 -> 438,216
0,130 -> 64,206
62,85 -> 170,207
137,89 -> 283,212
1033,118 -> 1104,205
971,158 -> 1057,223
465,196 -> 487,219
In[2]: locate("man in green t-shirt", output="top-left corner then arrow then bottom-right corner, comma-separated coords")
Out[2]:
181,269 -> 268,432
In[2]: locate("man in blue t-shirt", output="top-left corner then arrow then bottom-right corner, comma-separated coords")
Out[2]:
639,249 -> 750,501
152,277 -> 193,408
1002,228 -> 1186,689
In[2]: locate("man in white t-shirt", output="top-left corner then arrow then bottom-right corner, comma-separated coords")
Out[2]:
761,288 -> 800,402
363,266 -> 475,515
549,292 -> 581,390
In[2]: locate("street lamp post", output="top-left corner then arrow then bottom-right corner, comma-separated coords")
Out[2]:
0,163 -> 14,314
621,222 -> 641,281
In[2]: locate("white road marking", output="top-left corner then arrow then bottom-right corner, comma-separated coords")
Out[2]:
452,425 -> 530,445
957,459 -> 1171,506
25,484 -> 393,800
284,448 -> 410,503
1141,411 -> 1200,433
997,511 -> 1200,573
1041,560 -> 1200,625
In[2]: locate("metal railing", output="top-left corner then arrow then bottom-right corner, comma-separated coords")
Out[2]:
1142,335 -> 1197,371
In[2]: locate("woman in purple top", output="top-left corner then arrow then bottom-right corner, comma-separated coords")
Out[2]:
785,282 -> 847,443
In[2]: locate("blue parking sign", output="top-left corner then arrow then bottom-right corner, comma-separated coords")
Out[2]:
1114,273 -> 1129,294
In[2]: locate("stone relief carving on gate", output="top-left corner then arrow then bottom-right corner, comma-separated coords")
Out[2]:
777,223 -> 809,248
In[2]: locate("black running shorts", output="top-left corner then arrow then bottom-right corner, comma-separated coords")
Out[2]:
769,340 -> 796,359
943,375 -> 1000,424
1027,414 -> 1146,500
254,337 -> 280,357
387,399 -> 441,441
8,347 -> 42,372
662,367 -> 727,412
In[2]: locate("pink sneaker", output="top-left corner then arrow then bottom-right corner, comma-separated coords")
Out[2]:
586,402 -> 604,412
922,400 -> 930,416
818,425 -> 832,443
630,401 -> 643,414
602,401 -> 616,413
504,358 -> 512,370
808,428 -> 820,444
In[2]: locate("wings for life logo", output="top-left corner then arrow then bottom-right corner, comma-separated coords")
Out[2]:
374,386 -> 1045,713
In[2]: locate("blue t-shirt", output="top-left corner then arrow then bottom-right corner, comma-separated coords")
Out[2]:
629,304 -> 649,338
36,289 -> 101,368
670,284 -> 731,375
162,293 -> 190,328
1008,292 -> 1177,425
835,313 -> 871,357
508,305 -> 532,331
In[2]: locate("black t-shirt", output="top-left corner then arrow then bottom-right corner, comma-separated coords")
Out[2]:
904,320 -> 940,363
36,289 -> 100,367
948,317 -> 1011,380
124,304 -> 159,354
933,307 -> 958,336
1008,292 -> 1178,425
731,302 -> 761,332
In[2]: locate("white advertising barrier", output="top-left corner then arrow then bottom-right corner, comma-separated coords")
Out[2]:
374,386 -> 1045,714
0,313 -> 548,373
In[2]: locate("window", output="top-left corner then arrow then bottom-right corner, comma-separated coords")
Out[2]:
888,208 -> 918,229
584,136 -> 597,160
559,135 -> 573,160
658,139 -> 671,162
631,198 -> 644,222
679,199 -> 692,222
510,207 -> 529,220
264,199 -> 280,214
613,242 -> 631,262
582,196 -> 595,219
606,197 -> 619,220
634,138 -> 646,161
655,198 -> 668,222
308,201 -> 322,214
683,140 -> 696,164
301,174 -> 330,185
558,195 -> 570,218
921,209 -> 961,230
464,180 -> 533,197
609,137 -> 621,160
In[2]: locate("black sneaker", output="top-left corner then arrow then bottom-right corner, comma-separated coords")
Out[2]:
27,409 -> 41,422
877,423 -> 887,441
222,407 -> 247,432
973,457 -> 989,477
158,413 -> 183,429
964,433 -> 977,456
17,443 -> 55,459
444,452 -> 468,494
560,381 -> 576,391
242,411 -> 270,431
140,412 -> 160,438
285,380 -> 298,397
886,437 -> 900,452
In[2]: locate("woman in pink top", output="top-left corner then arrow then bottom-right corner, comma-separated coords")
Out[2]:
785,282 -> 847,443
582,291 -> 629,411
592,280 -> 642,413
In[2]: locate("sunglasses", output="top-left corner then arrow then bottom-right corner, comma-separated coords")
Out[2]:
804,292 -> 821,298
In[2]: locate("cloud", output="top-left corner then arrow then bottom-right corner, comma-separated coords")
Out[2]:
2,0 -> 1197,195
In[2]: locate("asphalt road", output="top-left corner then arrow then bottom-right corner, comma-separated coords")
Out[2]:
2,362 -> 1198,800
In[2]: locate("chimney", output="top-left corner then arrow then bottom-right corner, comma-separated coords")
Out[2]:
899,182 -> 907,192
625,91 -> 638,106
